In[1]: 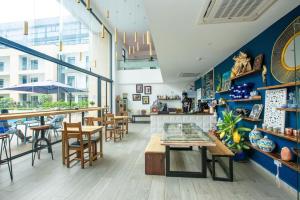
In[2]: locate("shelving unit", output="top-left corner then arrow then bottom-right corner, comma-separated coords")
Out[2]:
248,143 -> 300,172
230,69 -> 261,81
257,81 -> 300,90
227,96 -> 261,102
276,108 -> 300,112
216,90 -> 230,94
158,98 -> 181,101
257,128 -> 298,142
241,117 -> 262,122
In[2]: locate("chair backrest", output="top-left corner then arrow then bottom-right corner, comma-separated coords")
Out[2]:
104,113 -> 115,126
85,117 -> 103,126
63,122 -> 83,141
117,111 -> 128,116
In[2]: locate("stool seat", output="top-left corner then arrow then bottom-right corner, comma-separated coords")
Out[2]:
30,125 -> 51,131
0,134 -> 9,139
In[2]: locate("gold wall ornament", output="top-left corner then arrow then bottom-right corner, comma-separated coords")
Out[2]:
230,52 -> 252,79
262,65 -> 267,86
59,41 -> 63,52
114,28 -> 118,43
271,16 -> 300,83
146,31 -> 150,45
101,24 -> 105,38
86,0 -> 91,10
123,32 -> 126,44
134,32 -> 137,43
24,21 -> 28,35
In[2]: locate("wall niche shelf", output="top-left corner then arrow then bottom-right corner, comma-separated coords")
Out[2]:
230,69 -> 261,81
248,143 -> 300,172
257,128 -> 298,142
241,117 -> 262,122
227,96 -> 261,102
276,108 -> 300,112
257,81 -> 300,90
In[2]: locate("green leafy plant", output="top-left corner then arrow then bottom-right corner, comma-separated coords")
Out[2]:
89,101 -> 95,106
0,97 -> 15,109
217,111 -> 251,152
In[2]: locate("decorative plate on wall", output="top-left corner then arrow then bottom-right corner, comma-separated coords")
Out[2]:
271,16 -> 300,83
263,88 -> 287,133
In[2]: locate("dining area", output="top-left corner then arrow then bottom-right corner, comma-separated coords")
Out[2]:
0,107 -> 130,181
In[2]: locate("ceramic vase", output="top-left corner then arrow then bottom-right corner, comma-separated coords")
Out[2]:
257,136 -> 275,152
249,125 -> 263,147
281,147 -> 292,161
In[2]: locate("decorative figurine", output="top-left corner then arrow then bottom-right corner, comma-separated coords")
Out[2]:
281,147 -> 292,161
257,136 -> 275,152
249,125 -> 263,147
231,52 -> 252,78
262,65 -> 267,86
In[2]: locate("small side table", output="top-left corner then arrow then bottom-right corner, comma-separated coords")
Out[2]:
0,134 -> 13,181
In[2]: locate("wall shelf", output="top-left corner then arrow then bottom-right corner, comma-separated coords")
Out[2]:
227,96 -> 261,102
276,108 -> 300,112
242,117 -> 262,122
257,128 -> 298,142
257,81 -> 300,90
230,69 -> 261,81
248,143 -> 300,172
216,90 -> 230,94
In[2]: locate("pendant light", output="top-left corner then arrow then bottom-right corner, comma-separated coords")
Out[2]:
79,52 -> 83,61
106,9 -> 110,18
77,0 -> 80,3
94,60 -> 97,68
24,21 -> 28,35
136,42 -> 139,51
134,32 -> 137,43
59,40 -> 63,52
149,42 -> 152,56
128,46 -> 131,55
86,0 -> 91,10
142,33 -> 145,45
123,32 -> 126,44
133,45 -> 135,54
101,24 -> 105,38
146,31 -> 150,45
114,28 -> 118,43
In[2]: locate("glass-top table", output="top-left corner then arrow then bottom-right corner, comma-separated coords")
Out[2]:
160,123 -> 215,178
161,123 -> 215,146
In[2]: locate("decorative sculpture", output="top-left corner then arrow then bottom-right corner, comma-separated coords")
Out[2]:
262,65 -> 267,86
231,52 -> 252,78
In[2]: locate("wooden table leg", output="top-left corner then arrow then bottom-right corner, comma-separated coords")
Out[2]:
88,134 -> 92,166
100,129 -> 103,158
62,131 -> 65,165
126,119 -> 128,134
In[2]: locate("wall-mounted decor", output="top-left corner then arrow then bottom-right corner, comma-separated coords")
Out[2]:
142,96 -> 149,104
263,88 -> 287,133
144,86 -> 152,94
249,104 -> 263,119
253,54 -> 263,70
132,94 -> 141,101
271,16 -> 300,83
136,84 -> 143,93
201,69 -> 214,99
231,52 -> 252,79
221,71 -> 231,91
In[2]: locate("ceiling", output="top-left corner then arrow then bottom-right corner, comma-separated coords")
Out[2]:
93,0 -> 156,59
144,0 -> 300,82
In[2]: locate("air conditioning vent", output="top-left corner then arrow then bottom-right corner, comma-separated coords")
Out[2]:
179,73 -> 200,78
199,0 -> 277,24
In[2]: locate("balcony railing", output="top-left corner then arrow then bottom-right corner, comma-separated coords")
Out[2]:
117,59 -> 159,70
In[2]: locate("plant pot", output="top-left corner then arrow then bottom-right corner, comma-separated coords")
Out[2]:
233,151 -> 248,162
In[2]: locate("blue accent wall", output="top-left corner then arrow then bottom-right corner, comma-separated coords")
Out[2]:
195,6 -> 300,190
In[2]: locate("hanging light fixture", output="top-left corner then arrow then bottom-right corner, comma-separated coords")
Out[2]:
94,60 -> 97,68
101,24 -> 105,38
128,46 -> 131,55
77,0 -> 80,3
136,42 -> 139,51
79,52 -> 83,61
123,32 -> 126,44
142,33 -> 145,45
146,31 -> 150,45
149,42 -> 152,56
114,28 -> 118,43
59,40 -> 63,52
23,21 -> 28,35
134,32 -> 137,43
86,0 -> 91,10
133,45 -> 135,54
106,9 -> 110,18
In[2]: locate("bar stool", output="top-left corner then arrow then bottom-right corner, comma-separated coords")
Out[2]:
31,125 -> 53,166
0,134 -> 13,181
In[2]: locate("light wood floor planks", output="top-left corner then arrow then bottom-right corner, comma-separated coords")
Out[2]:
0,124 -> 296,200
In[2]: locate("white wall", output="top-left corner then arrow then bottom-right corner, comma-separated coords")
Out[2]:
116,82 -> 188,114
116,69 -> 163,84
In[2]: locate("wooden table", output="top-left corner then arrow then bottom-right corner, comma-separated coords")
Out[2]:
62,125 -> 104,166
132,114 -> 150,123
114,116 -> 129,135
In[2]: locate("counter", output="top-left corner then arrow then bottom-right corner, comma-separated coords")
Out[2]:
150,113 -> 213,133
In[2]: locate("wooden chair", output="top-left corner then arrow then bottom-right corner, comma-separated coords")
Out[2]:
63,122 -> 90,168
104,114 -> 122,142
83,117 -> 103,160
116,111 -> 128,135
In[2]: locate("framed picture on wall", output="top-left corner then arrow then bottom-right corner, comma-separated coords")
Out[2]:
253,54 -> 263,70
249,104 -> 263,119
144,86 -> 152,94
221,71 -> 231,91
142,96 -> 150,104
136,84 -> 143,93
132,94 -> 141,101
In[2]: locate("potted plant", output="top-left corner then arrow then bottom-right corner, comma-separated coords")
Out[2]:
217,110 -> 251,161
89,101 -> 95,107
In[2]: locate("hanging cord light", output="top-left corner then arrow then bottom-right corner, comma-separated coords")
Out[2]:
146,31 -> 151,45
128,46 -> 131,55
77,0 -> 80,3
86,0 -> 91,10
101,24 -> 105,38
123,32 -> 126,45
23,21 -> 29,35
114,28 -> 118,43
149,42 -> 152,56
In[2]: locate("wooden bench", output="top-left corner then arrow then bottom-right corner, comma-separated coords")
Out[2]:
207,134 -> 234,182
145,134 -> 166,175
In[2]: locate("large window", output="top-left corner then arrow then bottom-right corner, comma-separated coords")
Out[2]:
30,59 -> 38,70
